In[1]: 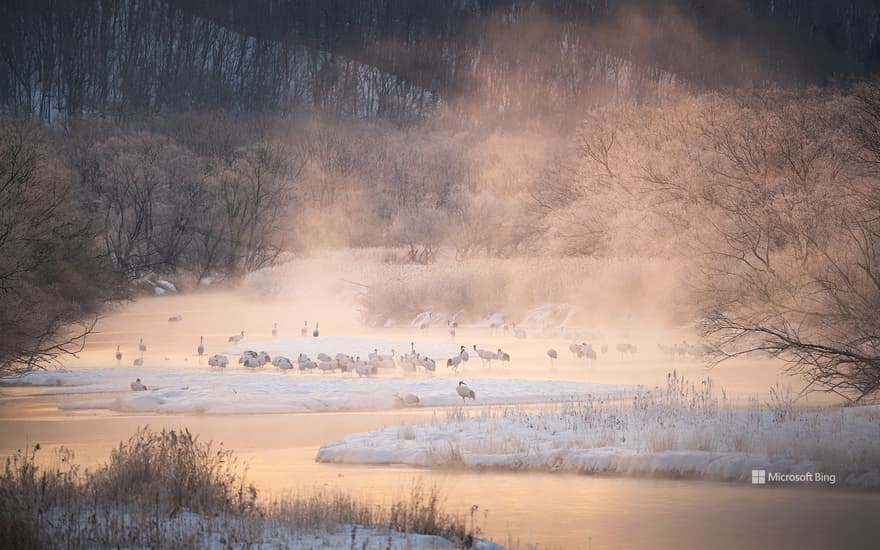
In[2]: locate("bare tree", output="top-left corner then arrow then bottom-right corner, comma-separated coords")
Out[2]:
0,120 -> 123,376
85,132 -> 201,276
386,207 -> 446,264
213,142 -> 302,274
687,90 -> 880,402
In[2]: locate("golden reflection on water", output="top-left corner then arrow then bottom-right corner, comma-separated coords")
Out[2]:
0,294 -> 869,548
1,395 -> 877,550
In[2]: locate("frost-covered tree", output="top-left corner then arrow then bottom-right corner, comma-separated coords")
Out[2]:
0,120 -> 124,376
686,90 -> 880,402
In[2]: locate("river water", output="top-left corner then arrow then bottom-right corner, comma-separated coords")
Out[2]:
1,293 -> 876,549
1,389 -> 877,550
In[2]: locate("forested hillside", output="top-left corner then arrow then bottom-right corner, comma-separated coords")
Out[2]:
3,0 -> 880,123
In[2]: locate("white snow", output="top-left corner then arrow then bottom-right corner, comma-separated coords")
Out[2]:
157,279 -> 177,292
2,360 -> 628,416
317,394 -> 880,488
42,508 -> 503,550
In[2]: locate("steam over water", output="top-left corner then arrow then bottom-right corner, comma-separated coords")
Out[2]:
2,258 -> 873,548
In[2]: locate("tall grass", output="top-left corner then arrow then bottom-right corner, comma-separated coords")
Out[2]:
0,427 -> 480,549
369,373 -> 880,482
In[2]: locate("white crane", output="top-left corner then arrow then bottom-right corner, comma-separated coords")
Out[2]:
617,343 -> 637,358
256,351 -> 271,365
354,357 -> 378,377
130,378 -> 147,391
447,353 -> 463,372
393,393 -> 420,407
313,323 -> 320,337
272,356 -> 293,370
419,355 -> 436,373
547,348 -> 558,366
115,345 -> 122,365
301,321 -> 309,337
272,322 -> 278,337
138,338 -> 146,356
447,345 -> 470,372
456,381 -> 476,402
473,345 -> 496,366
239,350 -> 258,364
318,359 -> 339,372
572,343 -> 595,360
241,355 -> 263,368
208,354 -> 228,368
299,359 -> 318,372
335,353 -> 354,370
228,331 -> 245,344
298,353 -> 318,372
297,359 -> 318,370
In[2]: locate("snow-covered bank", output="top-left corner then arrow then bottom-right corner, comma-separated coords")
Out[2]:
39,511 -> 503,550
1,366 -> 628,415
317,378 -> 880,488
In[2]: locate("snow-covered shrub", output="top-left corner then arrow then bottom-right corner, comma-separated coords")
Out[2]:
0,429 -> 484,549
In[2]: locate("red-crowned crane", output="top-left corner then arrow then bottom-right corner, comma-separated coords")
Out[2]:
456,381 -> 476,402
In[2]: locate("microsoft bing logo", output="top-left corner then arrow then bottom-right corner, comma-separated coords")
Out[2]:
751,470 -> 766,484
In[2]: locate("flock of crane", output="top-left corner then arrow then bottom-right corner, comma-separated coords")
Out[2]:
113,318 -> 693,374
113,316 -> 707,374
116,316 -> 709,404
205,341 -> 514,377
111,316 -> 528,375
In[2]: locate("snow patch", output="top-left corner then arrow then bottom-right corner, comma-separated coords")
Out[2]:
157,280 -> 177,292
317,401 -> 880,489
3,366 -> 627,416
